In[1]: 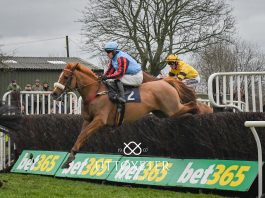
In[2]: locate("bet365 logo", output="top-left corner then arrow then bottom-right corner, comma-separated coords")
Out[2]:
177,162 -> 251,187
15,152 -> 61,173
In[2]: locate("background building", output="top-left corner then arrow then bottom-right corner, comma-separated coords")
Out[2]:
0,57 -> 103,97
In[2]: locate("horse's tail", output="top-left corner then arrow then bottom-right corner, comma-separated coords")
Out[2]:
0,104 -> 22,133
163,77 -> 197,103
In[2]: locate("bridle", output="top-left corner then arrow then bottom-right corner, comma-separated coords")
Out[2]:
53,63 -> 101,101
53,63 -> 78,100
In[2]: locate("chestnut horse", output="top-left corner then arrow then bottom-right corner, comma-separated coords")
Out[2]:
52,63 -> 197,168
143,72 -> 213,114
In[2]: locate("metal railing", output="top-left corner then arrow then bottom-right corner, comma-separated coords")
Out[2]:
208,72 -> 265,112
0,125 -> 13,171
244,121 -> 265,198
0,91 -> 80,171
2,91 -> 79,115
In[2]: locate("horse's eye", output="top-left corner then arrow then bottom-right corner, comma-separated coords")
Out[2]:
64,76 -> 68,80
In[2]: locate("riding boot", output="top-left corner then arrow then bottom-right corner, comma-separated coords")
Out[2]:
116,80 -> 126,104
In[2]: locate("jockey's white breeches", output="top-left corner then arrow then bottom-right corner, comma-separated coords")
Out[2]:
106,71 -> 143,86
120,71 -> 143,86
182,76 -> 201,87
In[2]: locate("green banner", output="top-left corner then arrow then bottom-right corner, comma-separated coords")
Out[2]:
11,150 -> 68,175
107,156 -> 176,186
167,159 -> 258,192
55,153 -> 122,180
11,150 -> 259,192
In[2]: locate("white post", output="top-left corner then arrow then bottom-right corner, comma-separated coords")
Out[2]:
0,132 -> 3,170
245,121 -> 265,198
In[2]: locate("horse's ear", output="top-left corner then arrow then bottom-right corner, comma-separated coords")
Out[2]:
64,63 -> 71,70
65,63 -> 76,69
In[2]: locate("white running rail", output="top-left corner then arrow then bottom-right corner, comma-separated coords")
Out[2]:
208,72 -> 265,112
244,121 -> 265,198
2,91 -> 79,115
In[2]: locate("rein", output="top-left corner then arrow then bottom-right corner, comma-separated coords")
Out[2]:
76,80 -> 100,91
78,79 -> 109,105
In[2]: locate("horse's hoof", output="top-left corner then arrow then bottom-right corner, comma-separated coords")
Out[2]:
61,161 -> 70,169
61,155 -> 75,169
28,153 -> 33,159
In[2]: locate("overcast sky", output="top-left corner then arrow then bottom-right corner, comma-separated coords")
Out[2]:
0,0 -> 89,61
0,0 -> 265,66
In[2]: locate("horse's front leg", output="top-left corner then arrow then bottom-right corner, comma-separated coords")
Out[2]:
62,116 -> 107,168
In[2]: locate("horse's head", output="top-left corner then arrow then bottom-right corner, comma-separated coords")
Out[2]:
51,63 -> 78,100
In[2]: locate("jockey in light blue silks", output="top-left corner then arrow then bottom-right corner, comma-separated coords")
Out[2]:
101,41 -> 143,103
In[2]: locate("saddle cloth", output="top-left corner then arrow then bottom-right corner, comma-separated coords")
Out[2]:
105,82 -> 141,103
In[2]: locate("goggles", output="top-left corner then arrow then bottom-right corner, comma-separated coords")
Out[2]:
105,49 -> 113,54
168,62 -> 176,65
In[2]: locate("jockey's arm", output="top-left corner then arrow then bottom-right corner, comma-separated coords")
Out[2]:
177,72 -> 187,80
104,62 -> 115,76
168,71 -> 175,77
168,70 -> 186,81
106,57 -> 128,79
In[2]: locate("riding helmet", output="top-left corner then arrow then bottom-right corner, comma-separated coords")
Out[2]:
166,54 -> 180,62
104,41 -> 119,51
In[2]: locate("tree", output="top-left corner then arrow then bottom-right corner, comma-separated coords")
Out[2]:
0,46 -> 5,64
193,39 -> 265,92
81,0 -> 235,75
0,45 -> 4,57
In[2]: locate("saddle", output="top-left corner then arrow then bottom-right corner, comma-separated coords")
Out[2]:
103,81 -> 141,126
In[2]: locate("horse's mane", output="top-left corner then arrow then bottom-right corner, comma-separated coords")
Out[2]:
67,63 -> 98,80
142,71 -> 196,103
163,77 -> 196,103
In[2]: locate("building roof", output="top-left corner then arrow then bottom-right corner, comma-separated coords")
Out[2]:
0,56 -> 102,71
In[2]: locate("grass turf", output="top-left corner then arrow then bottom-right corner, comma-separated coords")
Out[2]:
0,173 -> 223,198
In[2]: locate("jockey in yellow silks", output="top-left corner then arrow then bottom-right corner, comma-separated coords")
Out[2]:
166,54 -> 200,87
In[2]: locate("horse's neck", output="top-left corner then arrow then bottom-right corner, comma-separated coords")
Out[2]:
76,71 -> 100,100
